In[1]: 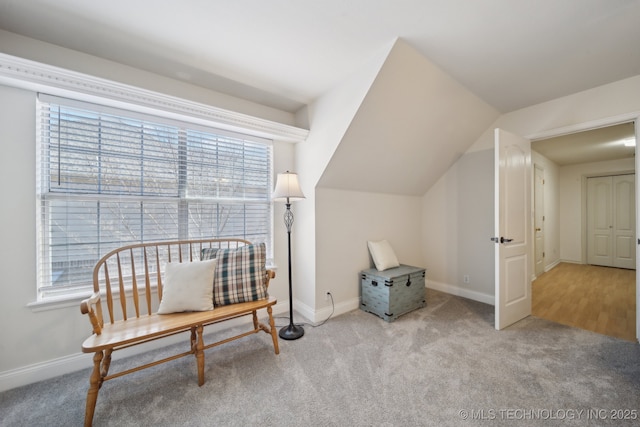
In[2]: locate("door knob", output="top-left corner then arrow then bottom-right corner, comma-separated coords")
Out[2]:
535,228 -> 541,231
500,237 -> 513,244
491,236 -> 514,244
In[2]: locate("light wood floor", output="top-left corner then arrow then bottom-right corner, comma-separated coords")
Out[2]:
532,263 -> 637,342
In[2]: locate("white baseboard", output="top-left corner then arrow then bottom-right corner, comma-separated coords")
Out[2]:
545,259 -> 562,272
427,280 -> 494,306
6,287 -> 501,393
0,287 -> 500,393
0,302 -> 291,393
0,352 -> 93,393
292,296 -> 360,324
313,297 -> 360,323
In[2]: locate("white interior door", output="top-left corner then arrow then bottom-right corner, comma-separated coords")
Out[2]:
494,128 -> 532,330
587,174 -> 635,269
534,165 -> 545,277
613,174 -> 635,269
587,176 -> 614,266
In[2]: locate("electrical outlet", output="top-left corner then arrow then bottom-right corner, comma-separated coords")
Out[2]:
463,275 -> 470,284
325,291 -> 332,301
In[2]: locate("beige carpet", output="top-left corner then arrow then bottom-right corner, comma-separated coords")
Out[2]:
2,289 -> 640,426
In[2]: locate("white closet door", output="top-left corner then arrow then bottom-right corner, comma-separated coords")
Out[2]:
587,174 -> 635,269
587,176 -> 613,266
613,174 -> 635,269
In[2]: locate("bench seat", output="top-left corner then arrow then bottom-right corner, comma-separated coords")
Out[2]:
82,296 -> 278,352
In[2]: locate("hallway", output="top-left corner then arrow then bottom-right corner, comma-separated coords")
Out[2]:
532,263 -> 637,342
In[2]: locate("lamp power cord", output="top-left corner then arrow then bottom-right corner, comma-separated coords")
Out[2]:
275,291 -> 335,329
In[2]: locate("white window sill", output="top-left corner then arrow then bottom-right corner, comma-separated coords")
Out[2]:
27,292 -> 93,313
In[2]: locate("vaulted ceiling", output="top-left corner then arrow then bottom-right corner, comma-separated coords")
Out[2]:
1,0 -> 639,115
1,1 -> 638,195
317,39 -> 499,195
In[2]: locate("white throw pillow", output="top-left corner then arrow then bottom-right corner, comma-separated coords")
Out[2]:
367,240 -> 400,271
158,258 -> 217,314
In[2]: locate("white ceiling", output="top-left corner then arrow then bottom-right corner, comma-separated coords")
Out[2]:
0,0 -> 638,169
532,122 -> 636,166
1,0 -> 639,115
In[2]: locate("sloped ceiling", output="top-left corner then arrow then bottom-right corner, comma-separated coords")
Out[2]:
1,1 -> 639,114
317,39 -> 500,196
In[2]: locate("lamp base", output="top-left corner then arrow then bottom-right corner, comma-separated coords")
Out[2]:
279,323 -> 304,340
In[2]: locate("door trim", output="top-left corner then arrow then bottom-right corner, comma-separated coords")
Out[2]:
526,113 -> 640,142
528,113 -> 639,343
534,164 -> 545,278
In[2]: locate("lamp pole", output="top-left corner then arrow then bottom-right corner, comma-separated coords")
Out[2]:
272,171 -> 305,340
279,199 -> 304,340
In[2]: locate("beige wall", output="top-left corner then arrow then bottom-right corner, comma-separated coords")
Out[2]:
2,29 -> 640,390
423,76 -> 640,303
308,39 -> 498,315
559,157 -> 635,263
422,148 -> 495,304
314,188 -> 424,317
0,41 -> 300,389
0,81 -> 298,387
0,30 -> 297,127
293,42 -> 391,317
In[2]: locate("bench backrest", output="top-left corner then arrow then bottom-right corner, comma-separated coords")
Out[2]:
92,238 -> 257,325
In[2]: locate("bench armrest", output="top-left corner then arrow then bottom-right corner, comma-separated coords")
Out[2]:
265,269 -> 275,288
80,292 -> 103,335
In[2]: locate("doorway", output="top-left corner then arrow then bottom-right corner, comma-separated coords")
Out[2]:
530,121 -> 637,341
532,262 -> 636,341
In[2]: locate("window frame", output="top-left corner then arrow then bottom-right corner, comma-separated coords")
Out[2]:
35,94 -> 275,302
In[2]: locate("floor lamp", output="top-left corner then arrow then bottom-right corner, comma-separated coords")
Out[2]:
272,171 -> 305,340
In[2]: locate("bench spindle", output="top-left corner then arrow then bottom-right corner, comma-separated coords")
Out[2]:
129,248 -> 140,318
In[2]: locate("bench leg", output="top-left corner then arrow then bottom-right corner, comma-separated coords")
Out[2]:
252,310 -> 259,330
84,350 -> 104,427
194,324 -> 205,386
101,348 -> 112,378
267,306 -> 280,355
190,327 -> 197,353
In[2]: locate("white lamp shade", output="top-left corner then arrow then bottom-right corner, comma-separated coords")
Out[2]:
272,171 -> 305,201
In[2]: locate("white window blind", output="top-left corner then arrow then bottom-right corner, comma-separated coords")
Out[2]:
36,94 -> 273,299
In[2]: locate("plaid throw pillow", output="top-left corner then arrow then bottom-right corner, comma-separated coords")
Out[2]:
201,243 -> 268,306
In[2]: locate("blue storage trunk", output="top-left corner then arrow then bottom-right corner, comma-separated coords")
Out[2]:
360,265 -> 426,322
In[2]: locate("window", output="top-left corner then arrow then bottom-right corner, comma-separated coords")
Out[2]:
36,94 -> 273,300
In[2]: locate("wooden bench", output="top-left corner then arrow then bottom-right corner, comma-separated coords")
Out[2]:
80,238 -> 279,427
